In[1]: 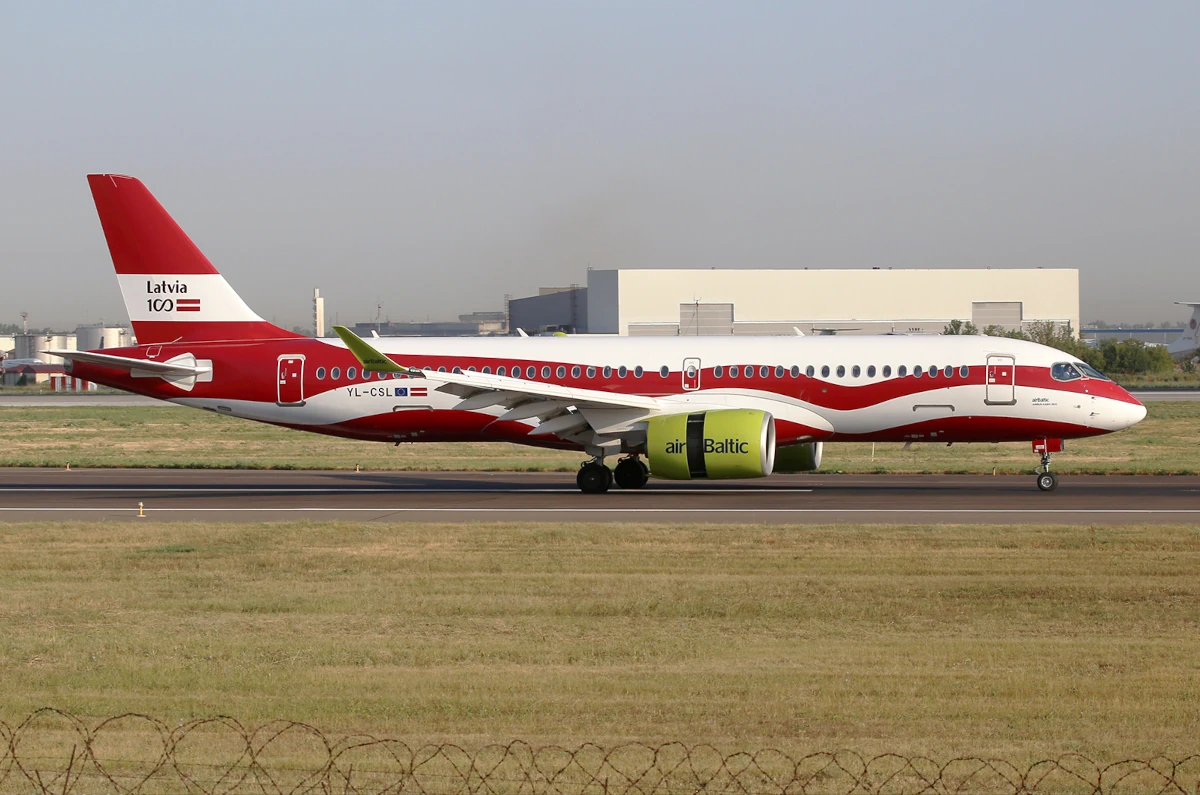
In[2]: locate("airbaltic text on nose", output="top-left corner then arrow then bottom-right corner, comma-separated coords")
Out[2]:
666,438 -> 750,454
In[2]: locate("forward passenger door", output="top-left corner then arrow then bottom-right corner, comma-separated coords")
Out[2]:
985,354 -> 1016,405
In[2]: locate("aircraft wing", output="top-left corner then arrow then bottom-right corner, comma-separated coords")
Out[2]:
333,326 -> 671,442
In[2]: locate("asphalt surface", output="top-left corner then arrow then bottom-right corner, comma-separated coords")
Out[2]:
1,469 -> 1197,524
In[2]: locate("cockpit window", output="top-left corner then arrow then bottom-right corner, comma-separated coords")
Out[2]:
1075,361 -> 1112,381
1051,362 -> 1083,381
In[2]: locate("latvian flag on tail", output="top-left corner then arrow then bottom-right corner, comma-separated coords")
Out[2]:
176,298 -> 201,312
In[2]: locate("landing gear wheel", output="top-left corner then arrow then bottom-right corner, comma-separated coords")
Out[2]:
613,457 -> 650,489
1036,472 -> 1058,492
577,462 -> 612,494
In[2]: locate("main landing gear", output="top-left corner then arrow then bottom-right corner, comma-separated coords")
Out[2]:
577,459 -> 613,494
577,456 -> 650,493
1033,438 -> 1062,492
613,456 -> 650,489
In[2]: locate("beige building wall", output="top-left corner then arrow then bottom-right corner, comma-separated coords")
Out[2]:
588,269 -> 1079,336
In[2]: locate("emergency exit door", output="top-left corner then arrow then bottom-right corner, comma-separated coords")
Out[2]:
277,355 -> 306,406
985,354 -> 1016,405
682,358 -> 701,391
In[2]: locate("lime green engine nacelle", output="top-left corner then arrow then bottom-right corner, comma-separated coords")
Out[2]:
645,409 -> 776,480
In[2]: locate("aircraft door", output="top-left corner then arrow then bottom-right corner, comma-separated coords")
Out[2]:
682,358 -> 701,391
985,354 -> 1016,405
277,355 -> 306,406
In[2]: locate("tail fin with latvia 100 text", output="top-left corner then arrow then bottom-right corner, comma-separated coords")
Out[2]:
87,174 -> 300,345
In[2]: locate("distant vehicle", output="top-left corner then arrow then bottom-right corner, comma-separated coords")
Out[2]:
45,174 -> 1147,493
0,358 -> 48,368
1168,303 -> 1200,361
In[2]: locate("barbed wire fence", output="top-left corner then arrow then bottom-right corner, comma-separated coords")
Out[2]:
1,710 -> 1197,794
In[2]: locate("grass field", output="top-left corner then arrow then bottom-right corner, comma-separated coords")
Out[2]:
1,520 -> 1197,763
0,402 -> 1196,473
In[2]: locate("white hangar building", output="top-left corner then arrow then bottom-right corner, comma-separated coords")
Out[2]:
575,268 -> 1079,337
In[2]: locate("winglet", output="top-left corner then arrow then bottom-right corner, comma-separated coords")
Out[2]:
332,326 -> 418,375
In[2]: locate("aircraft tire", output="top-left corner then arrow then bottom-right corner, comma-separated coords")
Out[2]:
614,458 -> 650,489
1036,472 -> 1058,492
577,463 -> 612,494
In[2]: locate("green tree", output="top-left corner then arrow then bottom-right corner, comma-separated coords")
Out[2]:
1093,339 -> 1174,374
943,319 -> 980,335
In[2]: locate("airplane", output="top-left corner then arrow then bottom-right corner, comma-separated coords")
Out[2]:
44,174 -> 1147,494
1168,302 -> 1200,361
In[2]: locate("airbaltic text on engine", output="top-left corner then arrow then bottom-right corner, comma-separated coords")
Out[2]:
665,438 -> 750,455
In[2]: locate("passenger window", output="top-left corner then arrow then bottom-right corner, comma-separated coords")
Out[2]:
745,366 -> 754,379
467,366 -> 476,372
913,365 -> 922,377
348,367 -> 357,379
790,365 -> 799,377
603,366 -> 612,378
482,366 -> 491,374
437,366 -> 447,373
928,366 -> 937,378
760,366 -> 770,378
618,365 -> 628,377
867,365 -> 876,378
571,366 -> 581,378
453,367 -> 463,374
897,365 -> 905,377
882,365 -> 892,377
315,367 -> 326,380
943,365 -> 953,378
330,367 -> 340,380
714,365 -> 724,378
959,365 -> 969,378
821,365 -> 830,378
851,365 -> 861,377
806,365 -> 815,377
659,365 -> 669,378
587,366 -> 596,378
556,366 -> 566,378
730,365 -> 739,377
775,365 -> 785,377
634,366 -> 643,377
1052,362 -> 1083,381
836,365 -> 845,377
498,366 -> 506,376
541,366 -> 551,378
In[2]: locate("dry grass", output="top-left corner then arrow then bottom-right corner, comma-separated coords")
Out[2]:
0,520 -> 1197,763
0,402 -> 1197,473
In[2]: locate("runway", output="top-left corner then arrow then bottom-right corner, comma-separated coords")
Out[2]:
1,469 -> 1197,524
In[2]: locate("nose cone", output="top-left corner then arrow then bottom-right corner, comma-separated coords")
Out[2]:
1117,395 -> 1147,429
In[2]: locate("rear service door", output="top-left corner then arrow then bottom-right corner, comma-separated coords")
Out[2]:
682,358 -> 701,391
985,354 -> 1016,405
277,355 -> 306,406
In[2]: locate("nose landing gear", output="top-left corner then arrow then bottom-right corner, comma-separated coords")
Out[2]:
1033,439 -> 1062,492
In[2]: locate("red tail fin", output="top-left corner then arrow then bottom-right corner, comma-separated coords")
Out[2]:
88,174 -> 300,344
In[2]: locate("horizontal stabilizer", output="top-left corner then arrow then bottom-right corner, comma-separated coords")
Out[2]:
42,349 -> 213,392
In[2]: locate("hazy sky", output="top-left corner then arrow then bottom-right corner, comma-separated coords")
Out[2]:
2,1 -> 1197,330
